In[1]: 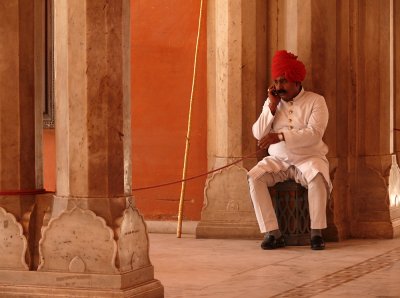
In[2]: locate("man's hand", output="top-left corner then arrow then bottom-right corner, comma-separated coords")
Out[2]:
258,133 -> 281,149
267,84 -> 281,114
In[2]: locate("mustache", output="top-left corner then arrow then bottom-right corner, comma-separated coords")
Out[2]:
277,90 -> 287,94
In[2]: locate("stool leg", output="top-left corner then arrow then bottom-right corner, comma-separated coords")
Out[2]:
308,174 -> 328,229
248,175 -> 279,233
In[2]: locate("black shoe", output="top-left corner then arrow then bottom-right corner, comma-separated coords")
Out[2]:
261,234 -> 286,250
310,235 -> 325,250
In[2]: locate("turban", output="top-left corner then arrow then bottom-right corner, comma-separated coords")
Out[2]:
271,50 -> 306,82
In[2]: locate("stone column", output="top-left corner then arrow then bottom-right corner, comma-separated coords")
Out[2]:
266,0 -> 396,239
396,0 -> 400,160
0,1 -> 163,297
392,0 -> 400,232
0,0 -> 40,271
42,0 -> 162,295
348,0 -> 396,238
299,0 -> 340,240
196,0 -> 267,239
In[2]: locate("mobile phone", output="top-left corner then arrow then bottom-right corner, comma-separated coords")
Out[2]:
271,89 -> 278,96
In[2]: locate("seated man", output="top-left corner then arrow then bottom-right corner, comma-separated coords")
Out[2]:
247,50 -> 331,250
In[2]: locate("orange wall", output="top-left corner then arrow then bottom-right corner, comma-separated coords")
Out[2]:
43,0 -> 207,221
131,0 -> 207,220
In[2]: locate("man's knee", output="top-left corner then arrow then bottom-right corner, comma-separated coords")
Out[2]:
248,172 -> 278,187
247,174 -> 255,185
309,173 -> 327,188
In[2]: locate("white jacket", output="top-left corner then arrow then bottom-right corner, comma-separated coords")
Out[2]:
248,88 -> 332,191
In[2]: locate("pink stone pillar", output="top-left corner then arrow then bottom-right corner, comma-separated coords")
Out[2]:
35,1 -> 163,296
197,0 -> 266,239
50,0 -> 133,227
0,0 -> 41,270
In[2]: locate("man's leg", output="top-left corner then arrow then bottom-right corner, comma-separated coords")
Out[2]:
308,173 -> 328,230
248,174 -> 279,233
289,169 -> 328,250
307,173 -> 328,250
248,171 -> 287,249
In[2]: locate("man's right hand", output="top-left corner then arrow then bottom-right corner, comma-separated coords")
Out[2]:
268,84 -> 281,105
267,85 -> 281,114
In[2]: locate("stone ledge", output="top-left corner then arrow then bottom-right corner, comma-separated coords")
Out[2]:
145,220 -> 198,235
196,221 -> 262,240
0,280 -> 163,298
0,266 -> 163,297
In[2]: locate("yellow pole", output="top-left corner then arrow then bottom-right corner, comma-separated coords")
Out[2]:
177,0 -> 204,238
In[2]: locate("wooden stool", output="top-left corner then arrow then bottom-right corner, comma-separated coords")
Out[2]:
269,180 -> 310,245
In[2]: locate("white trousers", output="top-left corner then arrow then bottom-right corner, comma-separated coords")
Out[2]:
248,166 -> 328,233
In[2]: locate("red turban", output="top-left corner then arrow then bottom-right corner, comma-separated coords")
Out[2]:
271,50 -> 306,82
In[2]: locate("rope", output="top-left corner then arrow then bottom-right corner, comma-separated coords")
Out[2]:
0,148 -> 259,196
132,148 -> 263,192
0,188 -> 49,195
176,0 -> 204,238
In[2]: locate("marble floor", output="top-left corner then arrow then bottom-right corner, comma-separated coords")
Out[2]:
149,233 -> 400,298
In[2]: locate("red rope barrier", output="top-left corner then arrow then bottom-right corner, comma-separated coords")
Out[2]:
0,149 -> 264,194
0,188 -> 50,196
132,148 -> 264,192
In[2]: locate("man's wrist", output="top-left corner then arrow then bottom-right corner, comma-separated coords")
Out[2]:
269,103 -> 277,114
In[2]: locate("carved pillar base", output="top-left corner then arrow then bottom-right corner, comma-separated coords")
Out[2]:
0,195 -> 37,271
389,155 -> 400,238
350,157 -> 395,238
391,209 -> 400,237
324,198 -> 340,242
196,221 -> 262,239
0,269 -> 163,298
196,166 -> 262,239
0,195 -> 164,297
0,206 -> 30,271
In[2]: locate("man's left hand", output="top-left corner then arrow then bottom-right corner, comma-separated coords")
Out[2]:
258,133 -> 281,149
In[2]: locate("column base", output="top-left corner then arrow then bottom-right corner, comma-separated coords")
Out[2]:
351,221 -> 395,239
196,165 -> 262,240
0,266 -> 163,297
324,224 -> 340,242
391,207 -> 400,238
196,221 -> 262,239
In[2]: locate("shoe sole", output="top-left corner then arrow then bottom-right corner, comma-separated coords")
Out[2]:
261,243 -> 286,250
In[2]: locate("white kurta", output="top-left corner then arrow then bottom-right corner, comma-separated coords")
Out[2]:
248,88 -> 332,191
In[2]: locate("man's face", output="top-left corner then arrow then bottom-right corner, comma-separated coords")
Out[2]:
273,76 -> 301,101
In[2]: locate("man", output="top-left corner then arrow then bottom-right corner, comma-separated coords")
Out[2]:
248,50 -> 331,250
